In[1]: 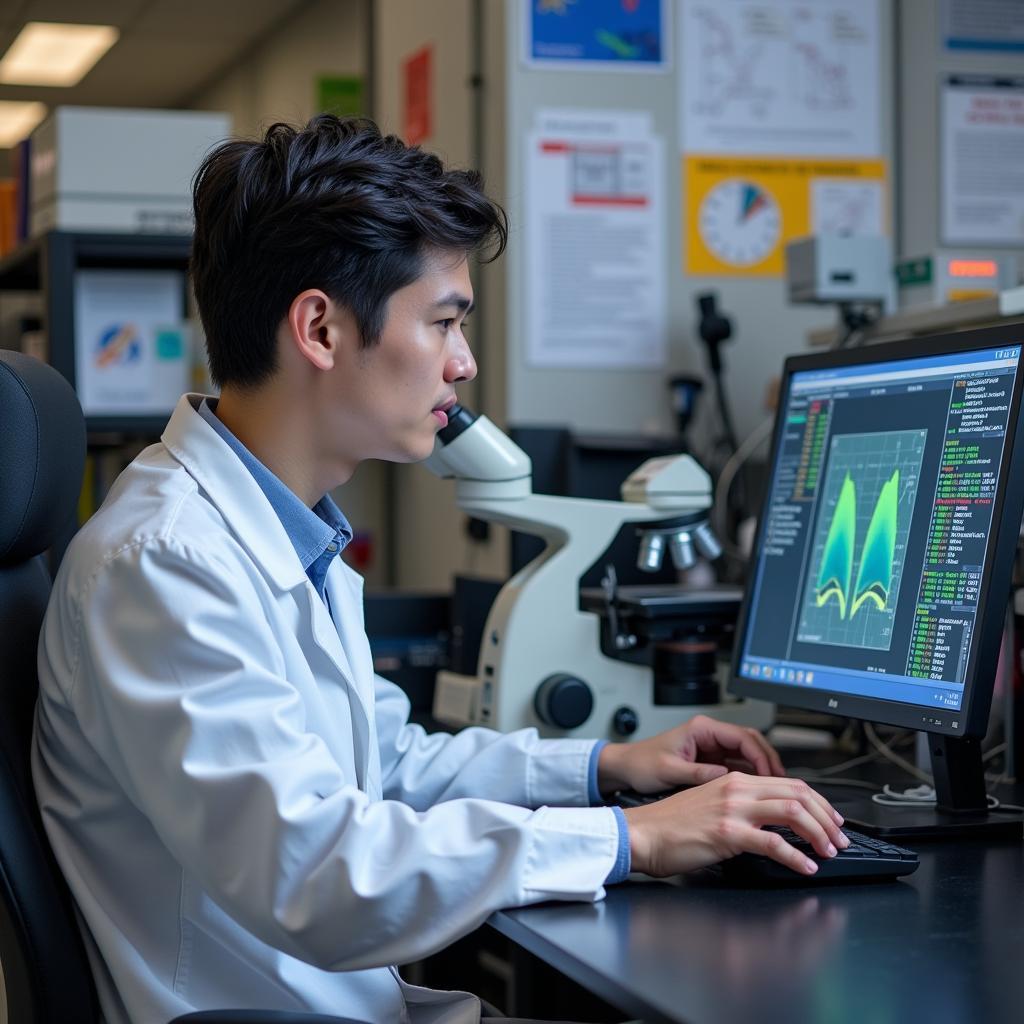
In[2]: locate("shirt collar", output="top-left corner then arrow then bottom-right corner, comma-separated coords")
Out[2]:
197,398 -> 352,574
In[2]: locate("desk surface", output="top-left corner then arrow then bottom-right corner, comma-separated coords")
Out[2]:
491,830 -> 1024,1024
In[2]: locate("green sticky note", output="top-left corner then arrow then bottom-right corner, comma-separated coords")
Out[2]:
316,76 -> 364,118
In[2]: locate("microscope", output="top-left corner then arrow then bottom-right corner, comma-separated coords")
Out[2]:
424,407 -> 772,741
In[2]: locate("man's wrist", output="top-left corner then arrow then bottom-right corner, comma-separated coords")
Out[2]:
597,742 -> 632,795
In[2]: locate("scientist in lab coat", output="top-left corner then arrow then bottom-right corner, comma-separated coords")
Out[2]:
33,116 -> 848,1024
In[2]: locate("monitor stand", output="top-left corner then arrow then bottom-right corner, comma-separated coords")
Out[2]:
838,734 -> 1023,841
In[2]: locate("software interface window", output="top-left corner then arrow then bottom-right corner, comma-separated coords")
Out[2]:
738,344 -> 1022,715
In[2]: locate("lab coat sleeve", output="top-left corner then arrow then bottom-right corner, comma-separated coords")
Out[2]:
374,675 -> 599,810
64,538 -> 619,971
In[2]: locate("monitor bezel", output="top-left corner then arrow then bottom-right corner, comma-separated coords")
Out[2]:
729,322 -> 1024,739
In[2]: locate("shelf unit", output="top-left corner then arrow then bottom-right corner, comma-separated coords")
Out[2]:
0,230 -> 193,435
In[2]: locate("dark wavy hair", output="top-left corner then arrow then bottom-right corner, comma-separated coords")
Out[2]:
190,115 -> 507,389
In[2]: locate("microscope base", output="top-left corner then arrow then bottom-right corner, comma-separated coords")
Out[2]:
433,668 -> 773,741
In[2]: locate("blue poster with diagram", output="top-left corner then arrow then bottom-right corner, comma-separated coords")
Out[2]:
525,0 -> 668,70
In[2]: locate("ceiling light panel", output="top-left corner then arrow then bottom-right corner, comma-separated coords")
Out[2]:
0,22 -> 119,87
0,100 -> 48,148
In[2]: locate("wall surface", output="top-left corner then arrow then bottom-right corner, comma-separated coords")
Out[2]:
503,1 -> 896,446
189,0 -> 368,138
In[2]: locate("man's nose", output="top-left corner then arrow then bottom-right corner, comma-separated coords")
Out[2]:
445,341 -> 477,383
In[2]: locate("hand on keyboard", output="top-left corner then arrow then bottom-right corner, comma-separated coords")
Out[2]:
720,826 -> 920,884
620,771 -> 850,878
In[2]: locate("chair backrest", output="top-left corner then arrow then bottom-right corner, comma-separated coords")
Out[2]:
0,350 -> 98,1023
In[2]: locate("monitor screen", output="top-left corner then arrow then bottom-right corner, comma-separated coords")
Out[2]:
731,328 -> 1024,741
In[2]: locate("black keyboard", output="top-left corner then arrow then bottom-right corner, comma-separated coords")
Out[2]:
720,825 -> 919,885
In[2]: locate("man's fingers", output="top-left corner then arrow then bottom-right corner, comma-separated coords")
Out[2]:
750,799 -> 839,859
720,774 -> 848,848
749,728 -> 787,776
681,762 -> 729,785
751,826 -> 819,876
689,717 -> 775,776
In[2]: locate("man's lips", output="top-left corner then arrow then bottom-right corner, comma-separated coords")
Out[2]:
432,396 -> 457,426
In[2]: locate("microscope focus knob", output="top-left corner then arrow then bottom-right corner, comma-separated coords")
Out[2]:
612,706 -> 639,737
534,674 -> 594,730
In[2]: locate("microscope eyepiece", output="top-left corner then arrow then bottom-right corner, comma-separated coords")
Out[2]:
436,404 -> 477,444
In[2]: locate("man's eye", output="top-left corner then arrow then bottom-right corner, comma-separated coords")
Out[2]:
437,318 -> 456,330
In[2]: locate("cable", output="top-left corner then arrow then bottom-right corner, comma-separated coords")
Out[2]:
792,749 -> 883,778
871,783 -> 936,807
713,416 -> 774,560
864,723 -> 933,784
870,784 -> 1022,813
789,772 -> 880,793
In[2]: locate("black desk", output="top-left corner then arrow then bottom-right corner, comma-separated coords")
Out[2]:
490,818 -> 1024,1023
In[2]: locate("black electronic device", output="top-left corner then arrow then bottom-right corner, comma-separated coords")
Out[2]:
731,324 -> 1024,839
580,585 -> 741,708
719,826 -> 919,885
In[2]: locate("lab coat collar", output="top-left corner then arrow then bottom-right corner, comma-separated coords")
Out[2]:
162,395 -> 376,790
161,394 -> 311,593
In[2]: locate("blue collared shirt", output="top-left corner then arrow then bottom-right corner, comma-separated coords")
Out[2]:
198,399 -> 352,600
198,398 -> 630,882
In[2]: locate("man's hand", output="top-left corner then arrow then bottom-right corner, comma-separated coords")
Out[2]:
623,772 -> 849,877
597,714 -> 786,796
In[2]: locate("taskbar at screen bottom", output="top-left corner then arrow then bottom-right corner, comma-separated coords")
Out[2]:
737,657 -> 964,711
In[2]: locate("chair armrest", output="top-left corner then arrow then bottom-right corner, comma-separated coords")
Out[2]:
172,1012 -> 363,1024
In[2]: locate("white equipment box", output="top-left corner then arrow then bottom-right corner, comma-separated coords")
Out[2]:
786,235 -> 896,311
30,107 -> 231,237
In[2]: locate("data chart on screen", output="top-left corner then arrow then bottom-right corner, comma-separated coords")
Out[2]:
796,429 -> 926,652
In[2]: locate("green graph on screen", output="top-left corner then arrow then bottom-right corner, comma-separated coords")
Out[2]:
814,469 -> 900,620
798,431 -> 926,652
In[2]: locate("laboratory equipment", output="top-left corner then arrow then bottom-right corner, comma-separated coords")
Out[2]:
897,251 -> 1018,309
786,235 -> 896,312
423,407 -> 771,740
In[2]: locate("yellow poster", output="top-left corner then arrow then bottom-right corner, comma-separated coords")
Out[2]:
684,155 -> 888,276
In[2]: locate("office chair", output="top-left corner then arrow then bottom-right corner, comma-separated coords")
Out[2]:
0,351 -> 356,1024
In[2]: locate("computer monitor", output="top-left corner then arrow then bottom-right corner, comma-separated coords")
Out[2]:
730,324 -> 1024,839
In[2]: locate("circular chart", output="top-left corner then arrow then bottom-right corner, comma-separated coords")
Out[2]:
698,179 -> 781,267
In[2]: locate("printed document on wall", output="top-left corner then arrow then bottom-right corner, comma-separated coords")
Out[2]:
679,0 -> 881,157
525,109 -> 666,369
941,75 -> 1024,246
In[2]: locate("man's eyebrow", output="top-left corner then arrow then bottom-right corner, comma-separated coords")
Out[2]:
432,292 -> 475,315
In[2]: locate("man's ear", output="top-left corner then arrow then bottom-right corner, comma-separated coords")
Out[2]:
285,289 -> 353,371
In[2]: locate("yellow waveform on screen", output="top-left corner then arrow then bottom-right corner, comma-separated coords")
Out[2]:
814,469 -> 899,620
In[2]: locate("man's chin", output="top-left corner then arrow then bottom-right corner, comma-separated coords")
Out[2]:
388,435 -> 438,464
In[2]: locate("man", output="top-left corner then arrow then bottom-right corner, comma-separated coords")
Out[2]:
33,116 -> 847,1024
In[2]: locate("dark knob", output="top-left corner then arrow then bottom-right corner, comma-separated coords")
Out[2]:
612,706 -> 639,737
534,673 -> 593,730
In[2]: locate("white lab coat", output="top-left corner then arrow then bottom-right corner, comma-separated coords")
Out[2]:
33,394 -> 619,1024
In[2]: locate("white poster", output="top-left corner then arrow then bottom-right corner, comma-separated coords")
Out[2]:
811,179 -> 885,236
941,0 -> 1024,53
525,109 -> 666,369
74,269 -> 190,417
942,76 -> 1024,246
680,0 -> 882,157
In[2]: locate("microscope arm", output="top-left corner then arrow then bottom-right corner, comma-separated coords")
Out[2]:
421,407 -> 762,738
